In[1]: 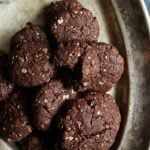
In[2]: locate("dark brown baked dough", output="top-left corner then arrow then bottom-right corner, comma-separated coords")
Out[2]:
9,41 -> 54,87
33,80 -> 77,132
18,133 -> 47,150
0,75 -> 14,101
54,41 -> 86,69
9,24 -> 54,87
60,92 -> 121,150
0,91 -> 32,142
44,0 -> 82,22
10,24 -> 48,50
80,42 -> 124,92
54,41 -> 124,92
45,0 -> 99,42
0,51 -> 14,101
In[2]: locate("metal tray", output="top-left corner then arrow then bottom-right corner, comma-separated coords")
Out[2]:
0,0 -> 149,149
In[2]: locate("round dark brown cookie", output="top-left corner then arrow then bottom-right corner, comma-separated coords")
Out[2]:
47,2 -> 99,42
60,92 -> 121,150
0,91 -> 32,142
10,24 -> 48,50
33,80 -> 77,132
0,51 -> 14,101
80,42 -> 124,92
18,133 -> 47,150
9,42 -> 54,87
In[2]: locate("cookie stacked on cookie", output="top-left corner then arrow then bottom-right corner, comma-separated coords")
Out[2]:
43,1 -> 124,149
0,0 -> 124,150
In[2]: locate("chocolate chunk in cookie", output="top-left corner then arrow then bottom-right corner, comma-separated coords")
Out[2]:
33,80 -> 77,132
9,42 -> 54,87
0,91 -> 32,142
60,92 -> 121,150
45,1 -> 99,42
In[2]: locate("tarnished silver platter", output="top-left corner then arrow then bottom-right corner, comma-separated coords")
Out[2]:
0,0 -> 149,149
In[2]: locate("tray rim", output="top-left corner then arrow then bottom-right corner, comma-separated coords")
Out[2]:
0,0 -> 149,149
111,0 -> 150,149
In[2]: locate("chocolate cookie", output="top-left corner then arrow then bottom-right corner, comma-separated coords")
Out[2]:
33,80 -> 77,132
0,51 -> 14,101
9,42 -> 54,87
80,42 -> 124,92
60,92 -> 121,150
0,91 -> 32,142
10,24 -> 48,50
54,41 -> 124,92
18,133 -> 47,150
46,1 -> 99,42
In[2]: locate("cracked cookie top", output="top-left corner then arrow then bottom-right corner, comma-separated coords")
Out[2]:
60,92 -> 121,150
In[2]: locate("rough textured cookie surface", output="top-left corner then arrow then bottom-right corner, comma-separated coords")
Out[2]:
9,41 -> 54,87
60,92 -> 121,150
33,80 -> 77,131
0,51 -> 14,101
0,75 -> 14,101
54,41 -> 88,69
46,1 -> 99,42
10,24 -> 48,50
44,0 -> 82,22
0,91 -> 32,142
54,41 -> 124,92
18,133 -> 47,150
80,42 -> 124,92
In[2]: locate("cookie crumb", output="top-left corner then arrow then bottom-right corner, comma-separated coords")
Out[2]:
57,17 -> 64,24
66,136 -> 74,141
21,68 -> 27,74
43,48 -> 48,53
97,111 -> 101,116
63,94 -> 70,100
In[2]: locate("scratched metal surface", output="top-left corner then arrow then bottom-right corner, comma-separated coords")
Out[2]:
0,0 -> 149,150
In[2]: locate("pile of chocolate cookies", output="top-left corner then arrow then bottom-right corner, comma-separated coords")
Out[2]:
0,0 -> 124,150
